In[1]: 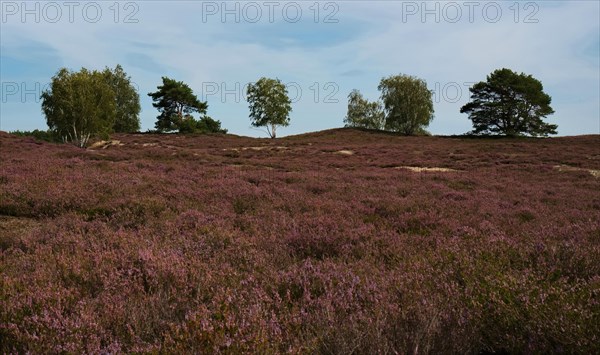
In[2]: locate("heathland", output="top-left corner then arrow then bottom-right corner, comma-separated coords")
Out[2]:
1,129 -> 599,353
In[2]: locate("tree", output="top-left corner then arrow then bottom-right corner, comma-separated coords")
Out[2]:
41,65 -> 141,147
246,77 -> 292,138
344,89 -> 385,130
378,74 -> 434,135
148,77 -> 208,132
41,68 -> 116,147
460,68 -> 557,137
103,64 -> 141,132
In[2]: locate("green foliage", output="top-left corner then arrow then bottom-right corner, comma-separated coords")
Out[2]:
41,68 -> 116,148
460,68 -> 557,137
246,77 -> 292,138
177,115 -> 199,134
195,116 -> 227,134
378,74 -> 434,135
344,89 -> 385,130
148,77 -> 208,133
178,115 -> 227,134
102,65 -> 141,133
40,65 -> 141,147
10,129 -> 61,143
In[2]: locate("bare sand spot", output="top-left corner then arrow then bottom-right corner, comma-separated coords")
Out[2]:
554,165 -> 600,178
335,150 -> 355,155
243,146 -> 288,151
226,163 -> 275,170
89,140 -> 123,149
394,166 -> 460,173
223,146 -> 288,152
244,147 -> 267,151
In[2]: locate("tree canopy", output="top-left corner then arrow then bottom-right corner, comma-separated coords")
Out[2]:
103,64 -> 141,133
460,68 -> 557,137
148,77 -> 209,133
41,65 -> 140,147
344,89 -> 385,130
378,74 -> 434,135
246,77 -> 292,138
41,68 -> 117,147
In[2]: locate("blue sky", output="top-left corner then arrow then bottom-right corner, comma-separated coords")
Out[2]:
1,0 -> 599,137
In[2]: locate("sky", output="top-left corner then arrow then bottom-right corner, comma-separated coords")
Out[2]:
1,0 -> 599,137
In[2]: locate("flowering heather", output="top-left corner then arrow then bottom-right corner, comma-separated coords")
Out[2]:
1,129 -> 599,353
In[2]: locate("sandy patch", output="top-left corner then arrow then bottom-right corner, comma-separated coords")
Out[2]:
335,150 -> 355,155
243,146 -> 288,151
554,165 -> 600,178
394,166 -> 460,173
226,164 -> 275,170
88,140 -> 123,149
223,146 -> 288,152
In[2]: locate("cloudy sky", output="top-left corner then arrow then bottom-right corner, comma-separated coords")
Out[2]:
1,0 -> 598,137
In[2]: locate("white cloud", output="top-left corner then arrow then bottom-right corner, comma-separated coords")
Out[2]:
1,0 -> 598,135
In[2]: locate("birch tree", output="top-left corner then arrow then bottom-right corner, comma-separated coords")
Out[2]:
41,68 -> 116,147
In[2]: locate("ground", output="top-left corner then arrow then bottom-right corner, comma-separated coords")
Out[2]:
1,129 -> 599,353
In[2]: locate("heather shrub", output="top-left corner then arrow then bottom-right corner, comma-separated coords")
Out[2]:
232,194 -> 260,215
284,218 -> 350,260
1,130 -> 598,353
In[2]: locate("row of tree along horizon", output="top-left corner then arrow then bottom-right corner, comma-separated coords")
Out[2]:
19,65 -> 557,147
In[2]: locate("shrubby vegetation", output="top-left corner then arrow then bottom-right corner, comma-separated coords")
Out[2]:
178,115 -> 228,134
9,129 -> 61,143
1,129 -> 598,352
345,74 -> 434,135
2,56 -> 580,352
